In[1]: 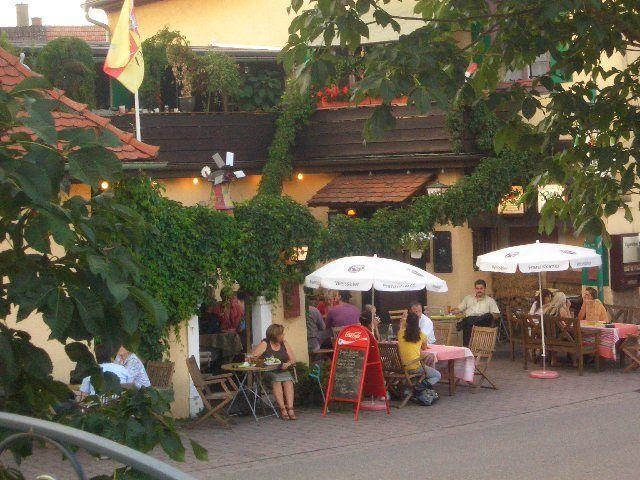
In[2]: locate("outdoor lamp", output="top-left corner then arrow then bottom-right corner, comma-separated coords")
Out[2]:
192,177 -> 200,185
297,172 -> 304,181
294,246 -> 309,262
426,181 -> 449,196
347,208 -> 356,217
99,180 -> 109,191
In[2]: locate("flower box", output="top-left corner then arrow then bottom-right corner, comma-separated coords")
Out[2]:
316,96 -> 409,109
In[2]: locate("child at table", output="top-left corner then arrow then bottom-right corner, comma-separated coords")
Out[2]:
397,312 -> 441,388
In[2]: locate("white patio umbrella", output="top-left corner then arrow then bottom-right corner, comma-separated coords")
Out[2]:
305,255 -> 448,335
476,241 -> 602,378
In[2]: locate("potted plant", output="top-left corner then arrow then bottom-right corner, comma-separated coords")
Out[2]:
400,232 -> 434,259
197,51 -> 241,112
167,42 -> 197,112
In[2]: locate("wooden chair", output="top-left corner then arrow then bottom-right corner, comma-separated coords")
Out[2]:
620,334 -> 640,373
146,361 -> 175,389
605,304 -> 640,325
469,326 -> 498,390
185,356 -> 237,428
434,323 -> 453,345
506,306 -> 524,361
378,341 -> 427,408
545,315 -> 600,376
522,314 -> 544,370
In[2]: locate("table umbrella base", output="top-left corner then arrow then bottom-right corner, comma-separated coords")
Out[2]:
529,369 -> 559,379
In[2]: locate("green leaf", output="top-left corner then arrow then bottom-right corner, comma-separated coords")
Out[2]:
11,76 -> 51,94
43,289 -> 74,340
22,97 -> 58,146
190,439 -> 209,461
521,97 -> 538,119
59,127 -> 122,148
160,433 -> 185,462
10,159 -> 53,203
493,127 -> 511,154
24,214 -> 51,253
67,146 -> 122,187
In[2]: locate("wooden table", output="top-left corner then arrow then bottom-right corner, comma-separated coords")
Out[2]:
422,344 -> 475,396
221,363 -> 279,421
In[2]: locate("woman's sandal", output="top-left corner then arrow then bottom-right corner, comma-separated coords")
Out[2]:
287,407 -> 297,420
280,407 -> 290,420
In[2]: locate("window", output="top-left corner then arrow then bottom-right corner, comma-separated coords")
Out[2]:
472,228 -> 495,270
503,53 -> 551,82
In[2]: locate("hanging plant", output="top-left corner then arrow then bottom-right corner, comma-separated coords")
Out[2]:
399,232 -> 434,257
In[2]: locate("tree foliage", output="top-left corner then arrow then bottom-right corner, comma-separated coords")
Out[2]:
0,77 -> 202,473
37,37 -> 96,107
283,0 -> 640,244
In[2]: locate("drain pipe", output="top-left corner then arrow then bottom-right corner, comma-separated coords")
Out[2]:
83,3 -> 111,39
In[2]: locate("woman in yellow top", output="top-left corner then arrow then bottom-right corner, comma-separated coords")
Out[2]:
398,311 -> 441,387
578,287 -> 609,323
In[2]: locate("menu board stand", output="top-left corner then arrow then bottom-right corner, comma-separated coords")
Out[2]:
323,325 -> 389,421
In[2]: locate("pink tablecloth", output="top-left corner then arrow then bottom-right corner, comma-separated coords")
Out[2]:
423,344 -> 475,382
581,323 -> 639,361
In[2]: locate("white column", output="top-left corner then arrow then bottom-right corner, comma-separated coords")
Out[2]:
186,314 -> 203,417
252,296 -> 273,348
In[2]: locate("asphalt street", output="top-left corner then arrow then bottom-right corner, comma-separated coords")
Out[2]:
219,391 -> 640,480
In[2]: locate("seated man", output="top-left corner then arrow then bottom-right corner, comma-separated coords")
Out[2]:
451,279 -> 500,346
409,301 -> 436,345
80,344 -> 133,397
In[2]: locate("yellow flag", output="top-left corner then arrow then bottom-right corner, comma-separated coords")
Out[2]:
103,0 -> 144,93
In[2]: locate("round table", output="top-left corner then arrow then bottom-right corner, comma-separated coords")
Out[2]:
222,363 -> 280,421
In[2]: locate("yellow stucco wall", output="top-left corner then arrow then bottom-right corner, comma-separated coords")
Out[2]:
106,0 -> 440,47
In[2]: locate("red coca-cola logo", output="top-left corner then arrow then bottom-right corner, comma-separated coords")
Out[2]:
344,330 -> 363,340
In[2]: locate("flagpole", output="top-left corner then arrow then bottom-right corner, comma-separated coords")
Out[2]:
134,90 -> 142,141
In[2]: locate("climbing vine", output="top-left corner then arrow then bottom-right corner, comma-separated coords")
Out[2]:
258,80 -> 315,196
114,177 -> 239,359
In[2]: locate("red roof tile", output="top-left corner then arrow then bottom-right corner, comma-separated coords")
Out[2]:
0,47 -> 158,162
308,172 -> 434,207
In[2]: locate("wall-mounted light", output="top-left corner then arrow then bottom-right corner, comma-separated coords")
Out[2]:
426,181 -> 449,196
296,172 -> 304,181
192,177 -> 200,185
99,180 -> 109,191
347,208 -> 356,217
294,246 -> 309,262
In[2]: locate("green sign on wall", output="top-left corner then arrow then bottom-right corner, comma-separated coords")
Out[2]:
582,236 -> 609,301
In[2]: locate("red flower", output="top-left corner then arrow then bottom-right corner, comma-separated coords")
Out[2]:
342,86 -> 349,94
317,90 -> 323,97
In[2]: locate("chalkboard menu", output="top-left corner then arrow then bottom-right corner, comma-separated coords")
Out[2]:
331,348 -> 366,400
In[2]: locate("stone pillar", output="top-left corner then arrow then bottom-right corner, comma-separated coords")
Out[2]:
252,296 -> 272,348
186,315 -> 203,417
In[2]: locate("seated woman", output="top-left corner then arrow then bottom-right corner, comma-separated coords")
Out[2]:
578,287 -> 609,323
546,291 -> 572,318
529,289 -> 553,315
397,311 -> 441,388
115,346 -> 151,388
251,324 -> 297,420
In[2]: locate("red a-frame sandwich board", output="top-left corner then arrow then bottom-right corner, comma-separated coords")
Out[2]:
323,325 -> 389,421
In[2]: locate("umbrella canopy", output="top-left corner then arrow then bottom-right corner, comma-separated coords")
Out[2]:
304,255 -> 448,293
476,241 -> 601,379
476,241 -> 601,273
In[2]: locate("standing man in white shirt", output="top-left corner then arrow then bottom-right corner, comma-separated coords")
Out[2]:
409,301 -> 436,344
451,279 -> 500,346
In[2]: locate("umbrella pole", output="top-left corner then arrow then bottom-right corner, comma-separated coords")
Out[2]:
530,272 -> 559,379
538,272 -> 546,370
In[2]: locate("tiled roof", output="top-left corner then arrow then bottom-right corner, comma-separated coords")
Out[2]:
44,26 -> 108,43
0,47 -> 158,162
308,172 -> 434,207
0,25 -> 108,45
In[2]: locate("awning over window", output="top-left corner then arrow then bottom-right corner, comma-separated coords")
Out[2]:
308,172 -> 433,207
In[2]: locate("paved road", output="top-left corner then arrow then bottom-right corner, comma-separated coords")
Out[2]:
218,391 -> 640,480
